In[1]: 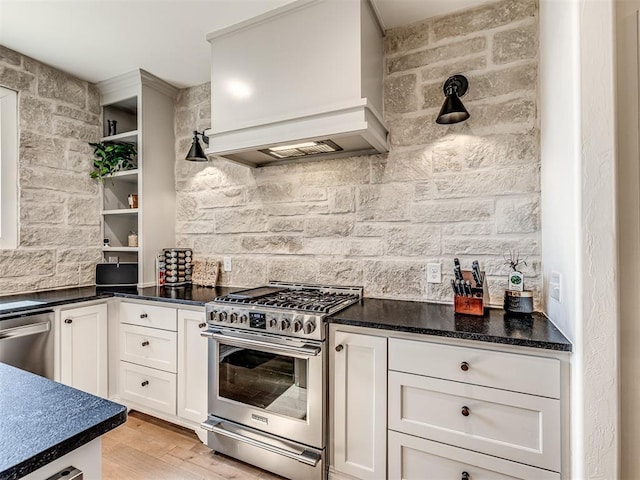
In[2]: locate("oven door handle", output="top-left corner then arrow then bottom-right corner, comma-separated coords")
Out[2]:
200,330 -> 321,357
201,419 -> 321,467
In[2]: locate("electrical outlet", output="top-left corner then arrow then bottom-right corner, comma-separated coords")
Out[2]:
223,256 -> 232,272
427,263 -> 442,283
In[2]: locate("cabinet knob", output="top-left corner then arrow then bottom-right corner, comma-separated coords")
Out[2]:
141,341 -> 149,347
461,406 -> 470,417
461,472 -> 470,480
140,313 -> 148,319
141,380 -> 149,387
335,344 -> 344,352
198,322 -> 207,329
64,318 -> 73,324
460,361 -> 469,372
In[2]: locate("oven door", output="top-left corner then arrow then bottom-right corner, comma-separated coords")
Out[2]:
202,327 -> 325,448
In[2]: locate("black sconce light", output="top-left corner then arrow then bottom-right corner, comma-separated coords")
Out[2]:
436,74 -> 470,125
185,130 -> 209,161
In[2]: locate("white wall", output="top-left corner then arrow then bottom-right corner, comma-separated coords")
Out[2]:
540,0 -> 619,477
615,1 -> 640,477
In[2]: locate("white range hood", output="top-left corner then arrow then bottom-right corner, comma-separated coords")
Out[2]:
205,0 -> 388,167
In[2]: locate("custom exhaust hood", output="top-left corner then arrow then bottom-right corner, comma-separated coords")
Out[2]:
204,0 -> 388,167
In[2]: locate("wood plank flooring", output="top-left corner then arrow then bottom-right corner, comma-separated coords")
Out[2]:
102,411 -> 283,480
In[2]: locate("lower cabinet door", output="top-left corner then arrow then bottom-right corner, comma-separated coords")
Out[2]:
332,329 -> 387,480
388,431 -> 560,480
177,309 -> 208,424
60,303 -> 108,397
120,361 -> 177,415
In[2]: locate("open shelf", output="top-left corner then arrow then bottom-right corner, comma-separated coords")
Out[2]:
102,208 -> 139,215
101,130 -> 139,143
102,246 -> 139,252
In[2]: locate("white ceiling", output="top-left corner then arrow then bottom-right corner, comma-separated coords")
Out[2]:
0,0 -> 495,89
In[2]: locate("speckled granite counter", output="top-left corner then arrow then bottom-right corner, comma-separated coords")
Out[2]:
329,298 -> 572,352
0,286 -> 571,351
0,285 -> 235,316
0,363 -> 127,480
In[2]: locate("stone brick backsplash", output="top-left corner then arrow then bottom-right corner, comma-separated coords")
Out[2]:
174,0 -> 541,306
0,46 -> 101,293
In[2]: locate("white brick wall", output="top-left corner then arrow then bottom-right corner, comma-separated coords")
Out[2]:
0,46 -> 101,293
174,0 -> 541,305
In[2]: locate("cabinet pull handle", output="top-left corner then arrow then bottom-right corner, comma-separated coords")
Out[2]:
461,406 -> 470,417
461,472 -> 470,480
141,341 -> 149,347
460,361 -> 469,371
140,313 -> 148,319
141,380 -> 149,387
335,344 -> 344,352
64,319 -> 73,324
199,322 -> 206,329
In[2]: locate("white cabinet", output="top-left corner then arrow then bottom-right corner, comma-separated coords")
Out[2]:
118,300 -> 177,414
330,327 -> 387,480
97,69 -> 177,286
177,309 -> 208,424
388,431 -> 560,480
114,299 -> 208,440
60,303 -> 108,397
388,337 -> 564,478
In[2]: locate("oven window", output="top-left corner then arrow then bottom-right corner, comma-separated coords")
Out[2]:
218,344 -> 308,421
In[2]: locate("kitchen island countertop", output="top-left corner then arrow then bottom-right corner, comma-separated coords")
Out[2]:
0,363 -> 126,480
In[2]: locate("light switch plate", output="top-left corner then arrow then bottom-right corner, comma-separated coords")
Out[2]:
223,256 -> 232,272
427,263 -> 442,283
550,271 -> 562,302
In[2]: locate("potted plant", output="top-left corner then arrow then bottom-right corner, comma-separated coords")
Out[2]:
89,141 -> 137,182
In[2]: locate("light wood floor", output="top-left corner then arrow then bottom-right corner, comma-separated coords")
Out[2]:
102,411 -> 283,480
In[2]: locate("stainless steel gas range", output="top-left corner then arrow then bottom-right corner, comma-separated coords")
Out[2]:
201,282 -> 362,480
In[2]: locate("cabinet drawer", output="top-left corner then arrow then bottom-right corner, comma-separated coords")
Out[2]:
119,361 -> 176,415
388,431 -> 560,480
120,324 -> 177,373
388,371 -> 560,471
388,338 -> 560,398
120,301 -> 177,331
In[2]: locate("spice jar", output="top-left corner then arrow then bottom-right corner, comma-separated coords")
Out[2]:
127,231 -> 138,247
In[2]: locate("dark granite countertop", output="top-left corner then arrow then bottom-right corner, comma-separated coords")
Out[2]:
0,286 -> 571,351
0,285 -> 236,317
329,298 -> 572,352
0,363 -> 127,480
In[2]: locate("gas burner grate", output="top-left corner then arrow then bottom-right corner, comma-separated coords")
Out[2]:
214,288 -> 360,314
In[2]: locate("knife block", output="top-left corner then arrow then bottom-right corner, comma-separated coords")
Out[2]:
454,270 -> 489,316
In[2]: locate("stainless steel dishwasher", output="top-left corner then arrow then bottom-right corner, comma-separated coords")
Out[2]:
0,309 -> 54,379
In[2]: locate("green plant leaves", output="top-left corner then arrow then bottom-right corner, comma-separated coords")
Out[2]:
89,141 -> 137,182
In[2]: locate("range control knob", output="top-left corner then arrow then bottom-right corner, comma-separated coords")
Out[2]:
229,312 -> 238,324
279,319 -> 290,331
240,314 -> 248,325
219,311 -> 228,322
303,319 -> 316,335
210,310 -> 218,321
269,318 -> 278,329
293,320 -> 303,333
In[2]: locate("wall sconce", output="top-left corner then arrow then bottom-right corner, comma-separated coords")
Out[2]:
185,130 -> 209,161
436,74 -> 470,125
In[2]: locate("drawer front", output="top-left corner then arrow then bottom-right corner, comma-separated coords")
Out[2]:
388,431 -> 560,480
120,301 -> 177,331
388,338 -> 560,398
119,361 -> 176,415
389,371 -> 561,471
120,324 -> 177,373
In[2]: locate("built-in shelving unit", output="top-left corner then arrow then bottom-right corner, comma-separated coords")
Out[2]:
97,69 -> 177,287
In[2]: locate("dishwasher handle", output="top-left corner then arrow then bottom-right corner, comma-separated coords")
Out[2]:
0,321 -> 50,340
